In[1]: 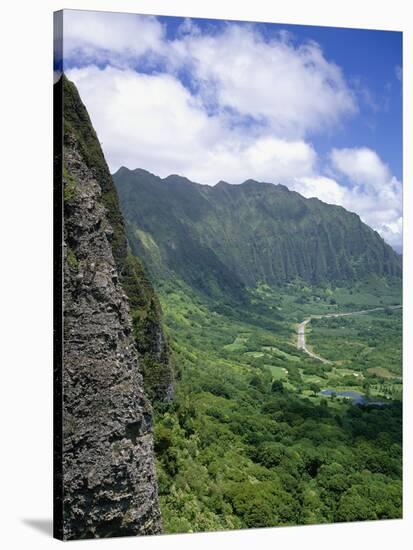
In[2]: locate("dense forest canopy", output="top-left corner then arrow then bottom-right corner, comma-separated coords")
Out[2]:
153,279 -> 402,531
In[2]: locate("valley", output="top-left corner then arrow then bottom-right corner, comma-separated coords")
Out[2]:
151,277 -> 402,531
58,71 -> 403,539
297,305 -> 402,365
113,166 -> 402,532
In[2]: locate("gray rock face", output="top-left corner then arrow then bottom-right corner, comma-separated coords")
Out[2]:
61,75 -> 174,407
62,135 -> 162,539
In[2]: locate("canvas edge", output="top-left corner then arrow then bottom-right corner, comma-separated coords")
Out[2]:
53,8 -> 64,542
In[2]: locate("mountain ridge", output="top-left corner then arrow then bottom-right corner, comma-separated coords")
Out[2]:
113,165 -> 401,249
113,166 -> 401,302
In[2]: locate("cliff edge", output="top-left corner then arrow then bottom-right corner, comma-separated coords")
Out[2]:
58,75 -> 165,539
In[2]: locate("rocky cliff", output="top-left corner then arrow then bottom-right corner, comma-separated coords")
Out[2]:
60,76 -> 165,539
63,78 -> 174,404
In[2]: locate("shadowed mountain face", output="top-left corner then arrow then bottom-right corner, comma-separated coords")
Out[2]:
113,168 -> 401,301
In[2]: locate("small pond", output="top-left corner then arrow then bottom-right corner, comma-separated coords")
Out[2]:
320,389 -> 390,406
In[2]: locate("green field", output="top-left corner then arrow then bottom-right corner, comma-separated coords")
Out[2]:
308,310 -> 402,400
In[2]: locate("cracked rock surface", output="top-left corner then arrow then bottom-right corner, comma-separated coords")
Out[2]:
62,118 -> 162,539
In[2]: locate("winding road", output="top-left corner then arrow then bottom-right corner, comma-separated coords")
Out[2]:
297,305 -> 402,363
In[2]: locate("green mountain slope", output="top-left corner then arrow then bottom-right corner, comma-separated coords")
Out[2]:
113,167 -> 401,301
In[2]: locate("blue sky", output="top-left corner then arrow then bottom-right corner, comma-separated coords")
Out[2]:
159,17 -> 402,179
279,24 -> 402,180
60,10 -> 402,251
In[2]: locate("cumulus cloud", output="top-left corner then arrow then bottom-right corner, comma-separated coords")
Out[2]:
330,147 -> 391,189
290,176 -> 347,206
330,147 -> 402,249
67,65 -> 317,185
169,24 -> 356,138
63,10 -> 165,66
64,12 -> 356,139
290,148 -> 402,250
64,12 -> 401,251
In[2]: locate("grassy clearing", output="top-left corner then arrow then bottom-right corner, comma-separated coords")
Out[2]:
266,365 -> 288,379
262,345 -> 301,362
367,367 -> 396,379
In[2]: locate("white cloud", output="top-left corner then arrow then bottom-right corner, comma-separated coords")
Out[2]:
67,65 -> 317,186
64,13 -> 401,251
290,176 -> 347,206
67,66 -> 218,176
63,10 -> 165,65
379,217 -> 403,251
292,148 -> 402,249
64,12 -> 356,139
168,24 -> 356,138
189,137 -> 317,185
330,147 -> 391,189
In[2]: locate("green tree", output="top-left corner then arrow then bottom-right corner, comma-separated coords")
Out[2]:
271,380 -> 284,393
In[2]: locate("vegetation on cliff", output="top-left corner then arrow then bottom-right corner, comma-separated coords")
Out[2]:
61,74 -> 164,538
63,77 -> 174,402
